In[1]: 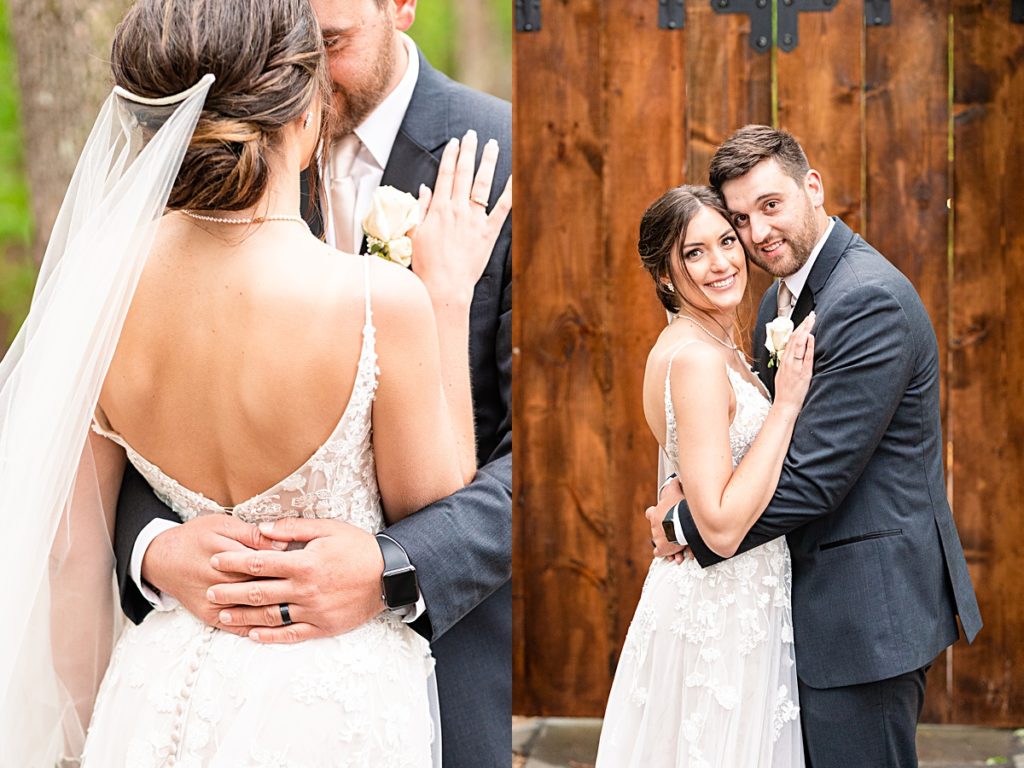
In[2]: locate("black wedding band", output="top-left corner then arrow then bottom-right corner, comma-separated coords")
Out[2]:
279,603 -> 293,626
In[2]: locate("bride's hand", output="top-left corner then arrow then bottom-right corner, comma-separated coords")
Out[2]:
773,312 -> 816,417
411,130 -> 512,306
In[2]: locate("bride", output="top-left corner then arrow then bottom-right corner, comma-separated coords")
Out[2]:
595,185 -> 813,767
0,0 -> 509,766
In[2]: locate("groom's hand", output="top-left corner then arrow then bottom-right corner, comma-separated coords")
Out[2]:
646,477 -> 688,563
206,518 -> 386,644
141,514 -> 281,636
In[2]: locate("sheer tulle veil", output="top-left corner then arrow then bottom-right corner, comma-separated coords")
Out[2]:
0,74 -> 214,766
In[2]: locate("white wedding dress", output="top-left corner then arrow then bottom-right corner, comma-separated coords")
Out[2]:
81,260 -> 438,768
596,342 -> 804,768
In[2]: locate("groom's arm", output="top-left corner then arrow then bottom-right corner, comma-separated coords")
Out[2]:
113,464 -> 182,623
678,283 -> 919,567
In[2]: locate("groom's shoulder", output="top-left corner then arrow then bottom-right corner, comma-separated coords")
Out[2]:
830,233 -> 930,321
419,58 -> 511,146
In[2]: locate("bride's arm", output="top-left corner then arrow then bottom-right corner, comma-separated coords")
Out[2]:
672,320 -> 814,558
371,263 -> 469,523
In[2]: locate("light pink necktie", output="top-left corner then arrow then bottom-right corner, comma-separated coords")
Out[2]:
777,281 -> 795,319
329,134 -> 362,253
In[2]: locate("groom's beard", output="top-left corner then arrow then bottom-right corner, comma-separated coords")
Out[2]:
330,21 -> 397,138
747,198 -> 819,278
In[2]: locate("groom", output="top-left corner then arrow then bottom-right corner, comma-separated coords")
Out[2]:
112,2 -> 511,767
651,126 -> 981,767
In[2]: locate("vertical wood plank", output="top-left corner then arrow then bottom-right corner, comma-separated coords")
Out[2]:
685,2 -> 774,355
512,0 -> 609,715
600,0 -> 686,687
949,0 -> 1024,726
777,0 -> 864,232
862,0 -> 953,725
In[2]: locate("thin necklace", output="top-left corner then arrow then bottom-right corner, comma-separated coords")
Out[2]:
182,209 -> 309,229
677,314 -> 739,352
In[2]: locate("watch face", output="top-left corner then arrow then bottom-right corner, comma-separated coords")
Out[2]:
384,567 -> 419,609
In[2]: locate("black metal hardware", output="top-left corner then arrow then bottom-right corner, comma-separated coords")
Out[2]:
515,0 -> 541,33
659,0 -> 686,29
777,0 -> 838,53
712,0 -> 773,53
865,0 -> 891,26
1013,0 -> 1024,23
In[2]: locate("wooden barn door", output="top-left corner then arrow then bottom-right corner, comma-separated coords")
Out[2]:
513,0 -> 1024,725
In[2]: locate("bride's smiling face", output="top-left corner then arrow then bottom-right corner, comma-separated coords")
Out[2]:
667,205 -> 748,315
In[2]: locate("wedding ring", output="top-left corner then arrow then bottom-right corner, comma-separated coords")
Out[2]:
279,603 -> 293,626
470,196 -> 489,208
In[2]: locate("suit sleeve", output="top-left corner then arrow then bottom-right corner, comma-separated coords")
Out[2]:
383,228 -> 512,643
113,462 -> 181,623
679,283 -> 918,567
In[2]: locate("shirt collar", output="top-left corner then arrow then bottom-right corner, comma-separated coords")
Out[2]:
353,33 -> 419,170
782,217 -> 835,301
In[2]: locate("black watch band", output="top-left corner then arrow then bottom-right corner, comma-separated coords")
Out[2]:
375,533 -> 420,611
662,503 -> 680,544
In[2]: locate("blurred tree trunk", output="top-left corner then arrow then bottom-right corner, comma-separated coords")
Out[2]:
455,0 -> 512,100
7,0 -> 132,263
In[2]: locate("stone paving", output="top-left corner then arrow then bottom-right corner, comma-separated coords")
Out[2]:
512,717 -> 1024,768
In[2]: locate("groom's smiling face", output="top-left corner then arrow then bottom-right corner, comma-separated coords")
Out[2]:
720,158 -> 825,278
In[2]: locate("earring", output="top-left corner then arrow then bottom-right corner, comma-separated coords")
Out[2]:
663,282 -> 675,293
303,112 -> 313,130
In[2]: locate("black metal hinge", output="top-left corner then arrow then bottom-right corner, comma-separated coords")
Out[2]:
659,0 -> 686,29
865,0 -> 892,26
515,0 -> 541,33
712,0 -> 773,53
778,0 -> 839,52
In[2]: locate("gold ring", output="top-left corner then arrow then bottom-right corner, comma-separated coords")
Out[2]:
470,196 -> 488,208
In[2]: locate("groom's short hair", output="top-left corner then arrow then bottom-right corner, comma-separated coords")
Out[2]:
709,125 -> 810,191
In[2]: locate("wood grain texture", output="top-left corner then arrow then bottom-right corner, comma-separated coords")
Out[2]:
512,0 -> 611,716
948,0 -> 1024,726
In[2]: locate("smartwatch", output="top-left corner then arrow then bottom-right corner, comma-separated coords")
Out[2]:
662,503 -> 680,545
375,533 -> 420,610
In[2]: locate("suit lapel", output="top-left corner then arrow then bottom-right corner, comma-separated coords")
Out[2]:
758,217 -> 852,398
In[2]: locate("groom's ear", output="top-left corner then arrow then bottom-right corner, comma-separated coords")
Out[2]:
388,0 -> 418,32
803,169 -> 825,209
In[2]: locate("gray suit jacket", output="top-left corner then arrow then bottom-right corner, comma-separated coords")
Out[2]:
676,217 -> 981,689
114,51 -> 511,767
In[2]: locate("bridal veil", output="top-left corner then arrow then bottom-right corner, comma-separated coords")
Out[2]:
0,75 -> 213,767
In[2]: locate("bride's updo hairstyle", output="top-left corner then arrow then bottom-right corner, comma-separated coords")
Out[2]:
638,185 -> 736,314
111,0 -> 332,212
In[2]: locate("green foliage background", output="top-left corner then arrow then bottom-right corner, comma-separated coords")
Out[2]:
0,0 -> 512,343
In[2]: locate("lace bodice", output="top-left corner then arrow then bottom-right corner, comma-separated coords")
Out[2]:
663,341 -> 772,472
92,257 -> 384,534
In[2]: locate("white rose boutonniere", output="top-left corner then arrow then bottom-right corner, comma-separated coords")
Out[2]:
362,185 -> 422,268
764,316 -> 795,368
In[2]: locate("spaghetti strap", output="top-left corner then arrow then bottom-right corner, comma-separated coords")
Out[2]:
664,339 -> 712,384
362,255 -> 373,327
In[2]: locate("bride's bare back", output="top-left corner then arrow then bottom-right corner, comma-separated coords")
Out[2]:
99,213 -> 455,516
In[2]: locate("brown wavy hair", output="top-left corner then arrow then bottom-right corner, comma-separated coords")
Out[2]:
111,0 -> 332,212
709,124 -> 810,191
638,184 -> 737,314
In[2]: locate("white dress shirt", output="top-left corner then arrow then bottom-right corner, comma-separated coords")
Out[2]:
669,217 -> 836,547
131,34 -> 426,620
